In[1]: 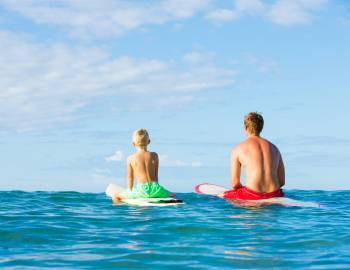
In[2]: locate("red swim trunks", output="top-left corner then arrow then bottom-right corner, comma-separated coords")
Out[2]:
223,186 -> 284,200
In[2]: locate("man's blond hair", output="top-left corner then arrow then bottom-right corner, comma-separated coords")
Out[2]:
244,112 -> 264,136
132,129 -> 150,147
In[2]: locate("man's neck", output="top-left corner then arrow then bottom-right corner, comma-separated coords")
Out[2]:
247,133 -> 260,138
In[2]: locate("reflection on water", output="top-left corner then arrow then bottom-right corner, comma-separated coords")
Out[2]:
0,191 -> 349,269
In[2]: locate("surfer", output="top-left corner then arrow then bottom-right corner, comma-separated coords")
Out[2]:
218,112 -> 285,200
113,129 -> 172,202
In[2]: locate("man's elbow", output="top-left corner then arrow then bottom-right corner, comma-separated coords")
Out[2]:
231,179 -> 242,190
279,179 -> 285,188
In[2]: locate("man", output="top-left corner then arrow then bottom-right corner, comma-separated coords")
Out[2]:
219,112 -> 285,200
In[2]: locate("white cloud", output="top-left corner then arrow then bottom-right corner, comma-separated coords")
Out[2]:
182,51 -> 215,65
155,95 -> 198,108
234,0 -> 266,15
1,0 -> 210,39
128,95 -> 199,112
207,0 -> 327,25
206,9 -> 238,22
191,161 -> 203,167
207,0 -> 265,22
246,55 -> 280,74
162,0 -> 210,18
267,0 -> 327,25
105,151 -> 123,162
0,0 -> 327,42
0,31 -> 234,131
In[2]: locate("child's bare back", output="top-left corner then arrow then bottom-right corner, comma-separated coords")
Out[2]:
113,129 -> 171,202
127,150 -> 159,185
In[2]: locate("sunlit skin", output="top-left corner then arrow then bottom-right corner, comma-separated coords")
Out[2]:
113,143 -> 158,203
218,125 -> 285,197
112,143 -> 174,203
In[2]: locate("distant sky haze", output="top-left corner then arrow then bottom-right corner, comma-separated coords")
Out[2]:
1,0 -> 349,192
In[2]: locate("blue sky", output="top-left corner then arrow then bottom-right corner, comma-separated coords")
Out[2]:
0,0 -> 349,192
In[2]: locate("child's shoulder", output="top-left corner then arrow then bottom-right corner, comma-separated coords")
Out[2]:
127,153 -> 136,162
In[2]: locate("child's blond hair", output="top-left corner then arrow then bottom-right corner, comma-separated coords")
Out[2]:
132,129 -> 150,147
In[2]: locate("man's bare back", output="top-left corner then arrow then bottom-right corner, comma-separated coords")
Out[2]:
127,150 -> 159,189
220,112 -> 285,200
231,136 -> 285,193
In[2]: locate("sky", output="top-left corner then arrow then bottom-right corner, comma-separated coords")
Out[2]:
0,0 -> 349,192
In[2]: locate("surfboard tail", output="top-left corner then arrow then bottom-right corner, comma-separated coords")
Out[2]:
195,182 -> 321,208
105,183 -> 126,198
194,183 -> 229,196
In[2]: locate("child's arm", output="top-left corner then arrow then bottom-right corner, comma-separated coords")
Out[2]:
154,153 -> 159,181
127,156 -> 134,189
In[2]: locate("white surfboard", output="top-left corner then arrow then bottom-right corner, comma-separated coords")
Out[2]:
195,183 -> 321,208
106,183 -> 183,207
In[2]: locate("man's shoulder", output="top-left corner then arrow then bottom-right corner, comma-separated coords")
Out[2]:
149,152 -> 158,158
236,138 -> 253,148
251,136 -> 277,148
237,137 -> 269,151
231,141 -> 245,154
259,138 -> 281,155
262,138 -> 279,150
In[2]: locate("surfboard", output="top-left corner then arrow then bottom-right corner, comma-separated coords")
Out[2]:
105,183 -> 184,207
195,183 -> 321,208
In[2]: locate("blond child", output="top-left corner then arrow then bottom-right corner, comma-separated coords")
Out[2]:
113,129 -> 171,202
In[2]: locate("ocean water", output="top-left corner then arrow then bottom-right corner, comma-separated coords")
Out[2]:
1,190 -> 350,270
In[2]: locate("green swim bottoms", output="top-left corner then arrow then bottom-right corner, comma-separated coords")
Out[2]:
122,182 -> 170,199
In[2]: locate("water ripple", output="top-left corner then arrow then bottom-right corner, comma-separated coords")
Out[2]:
0,190 -> 350,269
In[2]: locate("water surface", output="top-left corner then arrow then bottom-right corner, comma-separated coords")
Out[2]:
1,190 -> 349,269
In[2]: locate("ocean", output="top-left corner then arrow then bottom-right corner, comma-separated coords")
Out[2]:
1,190 -> 349,269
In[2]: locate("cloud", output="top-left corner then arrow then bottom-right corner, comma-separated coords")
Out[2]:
128,95 -> 199,112
246,54 -> 280,74
268,0 -> 327,25
207,0 -> 327,25
1,0 -> 328,39
206,9 -> 238,22
0,0 -> 328,43
182,51 -> 215,65
105,151 -> 124,162
191,161 -> 203,167
0,31 -> 235,132
0,0 -> 210,39
206,0 -> 265,22
159,154 -> 203,167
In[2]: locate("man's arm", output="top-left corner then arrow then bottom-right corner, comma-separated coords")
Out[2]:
277,153 -> 285,188
230,147 -> 242,190
127,157 -> 134,190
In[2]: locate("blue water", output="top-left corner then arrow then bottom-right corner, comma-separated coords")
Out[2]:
1,190 -> 350,269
